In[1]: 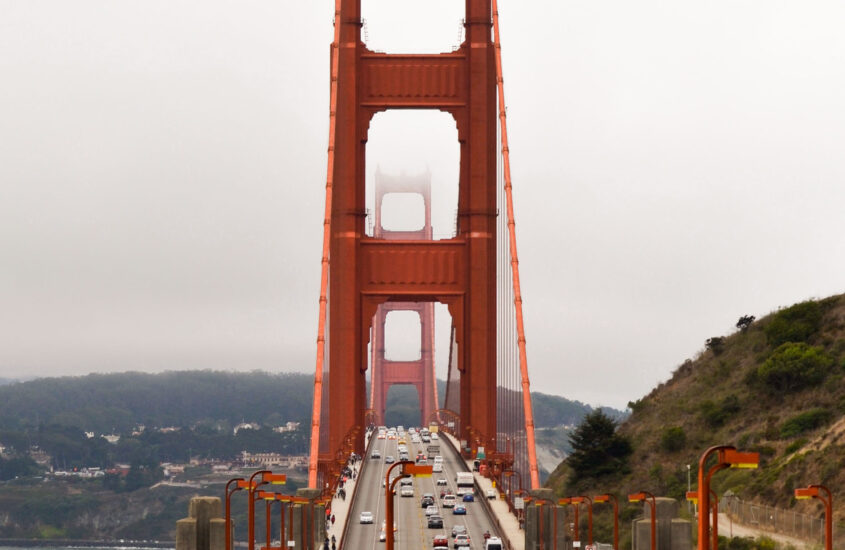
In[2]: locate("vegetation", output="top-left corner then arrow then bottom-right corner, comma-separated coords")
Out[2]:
763,300 -> 824,347
566,410 -> 632,484
753,343 -> 833,392
779,408 -> 834,438
546,293 -> 845,550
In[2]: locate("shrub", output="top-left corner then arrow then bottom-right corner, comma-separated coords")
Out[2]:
780,409 -> 834,438
763,301 -> 823,347
736,315 -> 756,332
567,410 -> 632,483
784,438 -> 807,454
660,426 -> 687,452
700,395 -> 742,428
756,343 -> 833,392
706,337 -> 726,355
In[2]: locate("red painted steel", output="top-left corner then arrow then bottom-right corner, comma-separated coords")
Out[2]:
369,171 -> 437,426
314,0 -> 501,486
308,0 -> 342,489
492,0 -> 540,490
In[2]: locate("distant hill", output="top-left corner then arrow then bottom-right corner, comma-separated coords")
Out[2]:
547,294 -> 845,547
0,370 -> 315,433
0,377 -> 17,386
0,371 -> 620,439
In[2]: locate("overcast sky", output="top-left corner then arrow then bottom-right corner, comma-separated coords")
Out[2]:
1,1 -> 843,410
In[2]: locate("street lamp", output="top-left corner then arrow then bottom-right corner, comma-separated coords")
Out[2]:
629,492 -> 657,550
696,446 -> 759,550
534,498 -> 558,550
558,498 -> 578,542
384,460 -> 433,550
687,490 -> 719,550
594,494 -> 619,550
571,496 -> 593,546
795,485 -> 832,550
225,478 -> 246,550
247,472 -> 286,550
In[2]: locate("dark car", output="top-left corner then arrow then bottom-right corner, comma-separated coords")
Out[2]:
452,504 -> 467,515
421,495 -> 435,508
427,515 -> 444,528
462,493 -> 474,502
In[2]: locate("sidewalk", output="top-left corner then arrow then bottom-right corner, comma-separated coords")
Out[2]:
442,432 -> 524,550
324,433 -> 369,549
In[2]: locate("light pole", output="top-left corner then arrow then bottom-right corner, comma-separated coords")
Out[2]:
248,472 -> 286,550
687,465 -> 691,517
696,446 -> 759,550
795,485 -> 832,550
629,492 -> 657,550
385,460 -> 432,550
225,478 -> 245,550
558,498 -> 578,543
572,496 -> 593,546
594,494 -> 619,550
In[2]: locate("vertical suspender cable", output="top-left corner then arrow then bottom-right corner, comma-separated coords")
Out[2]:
492,0 -> 541,490
308,0 -> 342,489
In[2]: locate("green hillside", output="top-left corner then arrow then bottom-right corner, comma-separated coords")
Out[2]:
546,294 -> 845,548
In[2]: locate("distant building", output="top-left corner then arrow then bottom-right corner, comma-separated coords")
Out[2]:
240,451 -> 307,469
233,422 -> 260,435
158,426 -> 181,433
29,447 -> 52,467
102,434 -> 120,444
84,431 -> 95,439
273,421 -> 301,433
0,443 -> 6,456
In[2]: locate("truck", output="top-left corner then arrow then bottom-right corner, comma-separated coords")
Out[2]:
455,471 -> 474,495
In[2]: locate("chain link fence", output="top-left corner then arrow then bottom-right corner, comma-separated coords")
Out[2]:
722,494 -> 843,548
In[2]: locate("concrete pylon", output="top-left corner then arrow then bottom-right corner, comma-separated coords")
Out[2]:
632,497 -> 691,550
177,497 -> 224,550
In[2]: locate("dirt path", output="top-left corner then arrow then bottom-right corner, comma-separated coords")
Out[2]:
717,513 -> 816,549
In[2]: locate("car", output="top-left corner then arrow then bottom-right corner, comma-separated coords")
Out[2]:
453,534 -> 471,548
430,433 -> 439,440
379,531 -> 386,542
427,515 -> 443,528
443,494 -> 457,508
462,493 -> 474,502
384,455 -> 395,464
451,525 -> 467,538
371,450 -> 381,459
433,534 -> 449,547
432,463 -> 443,472
452,504 -> 467,515
436,477 -> 448,486
421,495 -> 435,508
485,537 -> 504,550
360,511 -> 374,524
377,432 -> 386,439
401,486 -> 414,497
425,505 -> 438,517
487,488 -> 497,499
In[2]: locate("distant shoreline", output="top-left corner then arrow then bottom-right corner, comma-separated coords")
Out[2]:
0,540 -> 174,549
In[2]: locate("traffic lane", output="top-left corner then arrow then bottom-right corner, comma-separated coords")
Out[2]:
346,431 -> 501,549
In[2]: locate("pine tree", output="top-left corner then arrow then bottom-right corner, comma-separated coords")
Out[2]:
567,410 -> 632,483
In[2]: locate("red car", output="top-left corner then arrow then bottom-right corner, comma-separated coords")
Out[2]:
432,534 -> 449,547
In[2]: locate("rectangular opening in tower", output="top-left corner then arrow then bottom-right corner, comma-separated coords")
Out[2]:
366,110 -> 459,240
361,0 -> 464,54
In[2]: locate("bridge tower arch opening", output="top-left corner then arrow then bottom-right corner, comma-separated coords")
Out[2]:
318,0 -> 502,490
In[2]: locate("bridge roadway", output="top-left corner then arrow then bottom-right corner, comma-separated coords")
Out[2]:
343,431 -> 502,549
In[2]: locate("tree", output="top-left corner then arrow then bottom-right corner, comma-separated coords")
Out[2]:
567,410 -> 632,483
706,337 -> 725,355
736,315 -> 755,332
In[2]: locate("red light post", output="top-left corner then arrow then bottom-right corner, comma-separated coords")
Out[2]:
795,485 -> 832,550
629,492 -> 657,550
248,472 -> 286,550
558,498 -> 578,542
687,490 -> 719,550
534,498 -> 558,550
696,447 -> 759,550
572,496 -> 593,546
385,460 -> 432,550
594,494 -> 619,550
225,478 -> 245,550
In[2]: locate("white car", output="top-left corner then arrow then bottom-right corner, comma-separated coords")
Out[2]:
432,463 -> 443,473
401,486 -> 414,497
425,505 -> 438,516
360,511 -> 374,524
436,477 -> 448,486
487,488 -> 497,499
430,433 -> 439,440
